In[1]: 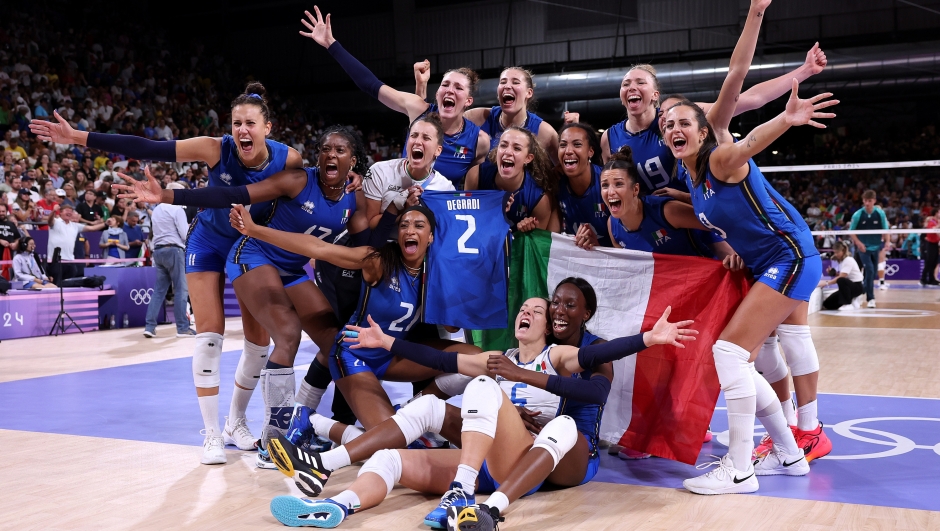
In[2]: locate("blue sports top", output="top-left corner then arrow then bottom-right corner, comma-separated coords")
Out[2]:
558,164 -> 612,247
478,106 -> 545,188
341,267 -> 423,363
609,195 -> 718,258
606,115 -> 687,195
477,169 -> 546,227
405,103 -> 482,187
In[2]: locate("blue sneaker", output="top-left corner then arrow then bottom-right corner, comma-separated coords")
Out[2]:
270,496 -> 348,528
286,404 -> 315,446
256,445 -> 278,470
424,482 -> 475,529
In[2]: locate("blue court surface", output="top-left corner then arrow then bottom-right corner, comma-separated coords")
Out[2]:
2,347 -> 939,512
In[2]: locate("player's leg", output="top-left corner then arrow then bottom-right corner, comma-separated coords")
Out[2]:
878,246 -> 888,290
752,333 -> 796,458
187,270 -> 227,464
222,296 -> 270,451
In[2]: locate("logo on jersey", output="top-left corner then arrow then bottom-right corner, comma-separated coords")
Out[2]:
301,201 -> 315,214
701,179 -> 715,199
341,208 -> 351,224
454,146 -> 469,159
595,202 -> 607,218
534,360 -> 548,372
342,269 -> 355,278
220,172 -> 233,185
389,276 -> 401,293
651,228 -> 671,246
764,267 -> 779,280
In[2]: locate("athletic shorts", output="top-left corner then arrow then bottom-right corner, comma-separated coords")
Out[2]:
328,341 -> 393,380
315,261 -> 363,323
185,219 -> 238,274
755,253 -> 822,302
224,247 -> 310,288
579,439 -> 601,486
477,459 -> 543,497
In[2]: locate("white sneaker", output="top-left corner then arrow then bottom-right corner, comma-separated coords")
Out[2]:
879,282 -> 889,291
867,299 -> 877,308
754,446 -> 810,477
838,304 -> 853,311
852,294 -> 865,309
223,416 -> 258,451
201,433 -> 227,465
683,455 -> 758,495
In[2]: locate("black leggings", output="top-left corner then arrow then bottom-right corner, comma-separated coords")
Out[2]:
822,277 -> 864,310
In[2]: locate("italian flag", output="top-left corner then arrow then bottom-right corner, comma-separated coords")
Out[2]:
475,230 -> 749,464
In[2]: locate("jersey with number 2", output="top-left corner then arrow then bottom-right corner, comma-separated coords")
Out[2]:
344,268 -> 422,364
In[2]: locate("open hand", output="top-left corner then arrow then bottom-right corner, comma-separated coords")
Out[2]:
343,314 -> 390,350
487,353 -> 529,382
113,166 -> 164,203
784,79 -> 838,129
643,306 -> 698,348
29,110 -> 78,144
300,6 -> 336,48
515,406 -> 542,434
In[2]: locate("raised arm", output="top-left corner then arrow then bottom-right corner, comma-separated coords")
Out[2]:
114,166 -> 308,207
414,59 -> 430,101
300,7 -> 430,121
706,0 -> 772,135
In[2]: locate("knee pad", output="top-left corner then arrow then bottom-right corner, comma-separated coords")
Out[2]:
753,336 -> 788,384
461,376 -> 504,438
878,261 -> 886,272
234,339 -> 269,390
713,340 -> 755,401
192,332 -> 224,388
434,373 -> 473,397
776,324 -> 820,377
341,425 -> 364,445
260,368 -> 296,446
359,449 -> 402,496
751,364 -> 780,416
392,395 -> 447,443
531,415 -> 579,469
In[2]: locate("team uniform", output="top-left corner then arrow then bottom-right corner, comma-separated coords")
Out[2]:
329,268 -> 423,380
422,190 -> 511,330
185,135 -> 288,273
558,164 -> 612,247
227,167 -> 356,288
476,170 -> 545,227
610,194 -> 720,257
405,104 -> 482,187
607,115 -> 688,195
685,154 -> 821,301
477,107 -> 544,186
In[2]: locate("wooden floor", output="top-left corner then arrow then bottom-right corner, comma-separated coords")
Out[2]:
2,283 -> 939,530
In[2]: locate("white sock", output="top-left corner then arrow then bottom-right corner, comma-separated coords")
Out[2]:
454,464 -> 479,495
229,385 -> 253,422
758,409 -> 800,455
321,446 -> 352,471
797,400 -> 819,431
341,425 -> 364,445
781,397 -> 797,426
311,413 -> 339,439
483,492 -> 510,514
198,395 -> 221,436
296,380 -> 328,411
726,396 -> 756,472
329,490 -> 361,513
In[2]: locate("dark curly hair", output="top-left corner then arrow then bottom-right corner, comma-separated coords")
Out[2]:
315,125 -> 370,177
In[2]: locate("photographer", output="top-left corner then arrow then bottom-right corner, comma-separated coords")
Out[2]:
819,241 -> 865,311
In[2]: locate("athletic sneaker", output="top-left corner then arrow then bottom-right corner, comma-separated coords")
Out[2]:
794,423 -> 833,461
446,504 -> 503,531
683,454 -> 758,495
703,427 -> 713,443
143,329 -> 156,338
269,434 -> 332,497
223,416 -> 257,451
879,281 -> 889,291
176,328 -> 197,337
867,299 -> 877,308
201,433 -> 226,465
270,496 -> 348,528
752,425 -> 798,459
425,482 -> 475,529
285,405 -> 315,447
753,446 -> 809,476
852,294 -> 865,309
618,447 -> 652,460
256,446 -> 278,470
606,443 -> 622,455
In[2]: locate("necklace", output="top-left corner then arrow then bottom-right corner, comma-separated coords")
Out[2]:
238,148 -> 270,171
443,118 -> 465,141
499,110 -> 527,132
403,262 -> 422,275
319,179 -> 345,201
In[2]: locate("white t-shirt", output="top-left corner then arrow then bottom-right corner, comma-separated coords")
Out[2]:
363,158 -> 455,210
48,218 -> 84,261
836,256 -> 863,283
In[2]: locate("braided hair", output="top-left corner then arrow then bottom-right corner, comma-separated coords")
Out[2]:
315,125 -> 370,177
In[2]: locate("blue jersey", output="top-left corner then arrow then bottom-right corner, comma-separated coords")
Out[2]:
685,154 -> 818,278
202,135 -> 288,239
610,195 -> 718,258
557,330 -> 605,459
477,170 -> 545,227
406,104 -> 482,187
558,164 -> 611,247
344,268 -> 423,364
478,106 -> 544,188
422,190 -> 511,329
606,116 -> 687,195
230,167 -> 356,273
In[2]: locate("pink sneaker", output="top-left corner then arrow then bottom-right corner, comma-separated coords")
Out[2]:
703,428 -> 713,443
618,447 -> 652,460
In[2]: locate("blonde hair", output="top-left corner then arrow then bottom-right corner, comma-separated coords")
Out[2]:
627,63 -> 661,103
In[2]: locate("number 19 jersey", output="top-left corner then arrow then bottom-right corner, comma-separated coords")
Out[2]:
422,190 -> 511,329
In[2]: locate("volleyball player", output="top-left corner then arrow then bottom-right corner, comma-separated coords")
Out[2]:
464,127 -> 559,232
30,83 -> 301,465
661,0 -> 837,494
300,7 -> 489,187
117,126 -> 370,466
267,293 -> 695,529
555,123 -> 611,247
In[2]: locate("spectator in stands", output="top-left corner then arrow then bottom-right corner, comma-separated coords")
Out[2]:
5,136 -> 27,161
76,189 -> 103,223
95,191 -> 111,219
0,203 -> 20,258
923,208 -> 939,286
47,203 -> 104,283
20,174 -> 40,202
13,237 -> 56,290
99,215 -> 129,260
144,182 -> 193,338
4,176 -> 23,205
123,211 -> 144,260
11,189 -> 35,226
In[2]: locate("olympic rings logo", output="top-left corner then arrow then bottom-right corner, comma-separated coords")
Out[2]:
825,417 -> 940,460
130,288 -> 153,305
885,263 -> 900,276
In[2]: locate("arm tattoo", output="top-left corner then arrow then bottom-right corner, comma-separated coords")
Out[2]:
747,134 -> 757,148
